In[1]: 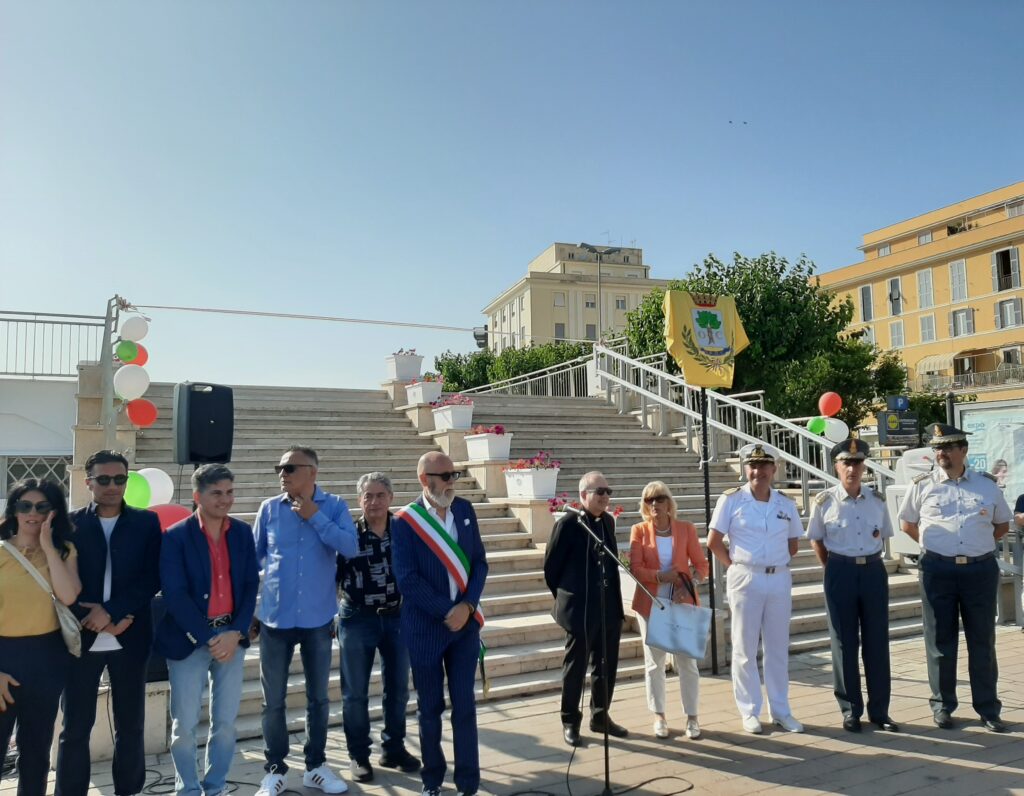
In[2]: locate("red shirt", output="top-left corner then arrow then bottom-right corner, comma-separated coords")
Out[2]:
198,514 -> 234,618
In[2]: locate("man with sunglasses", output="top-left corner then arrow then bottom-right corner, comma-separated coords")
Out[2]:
254,446 -> 359,796
57,450 -> 162,796
392,451 -> 488,796
544,471 -> 627,746
899,424 -> 1012,733
807,438 -> 897,734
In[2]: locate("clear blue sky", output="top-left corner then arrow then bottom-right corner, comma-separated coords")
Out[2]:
2,1 -> 1021,389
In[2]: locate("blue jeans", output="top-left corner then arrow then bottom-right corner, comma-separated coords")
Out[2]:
259,621 -> 334,774
338,608 -> 410,761
167,644 -> 245,796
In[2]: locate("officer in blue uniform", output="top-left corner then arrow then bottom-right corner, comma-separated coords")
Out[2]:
807,438 -> 897,733
899,423 -> 1012,732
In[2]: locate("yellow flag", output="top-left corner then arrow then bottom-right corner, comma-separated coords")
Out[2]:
664,291 -> 749,388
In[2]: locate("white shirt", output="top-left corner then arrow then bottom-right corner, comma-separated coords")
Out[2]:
806,483 -> 892,557
710,484 -> 803,567
90,514 -> 122,653
426,503 -> 459,601
898,467 -> 1011,557
655,534 -> 674,599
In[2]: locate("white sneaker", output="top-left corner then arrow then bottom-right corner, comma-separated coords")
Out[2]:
256,772 -> 287,796
772,714 -> 804,733
742,714 -> 762,734
685,718 -> 701,739
303,765 -> 349,794
653,717 -> 669,738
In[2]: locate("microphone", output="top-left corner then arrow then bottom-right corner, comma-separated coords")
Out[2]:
562,505 -> 588,518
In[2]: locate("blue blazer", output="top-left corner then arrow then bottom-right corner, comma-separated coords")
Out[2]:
391,495 -> 488,657
154,514 -> 259,661
69,502 -> 162,655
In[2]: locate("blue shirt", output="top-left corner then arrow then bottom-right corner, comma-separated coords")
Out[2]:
254,485 -> 358,629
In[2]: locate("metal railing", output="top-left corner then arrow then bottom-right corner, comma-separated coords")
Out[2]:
910,364 -> 1024,393
0,310 -> 107,377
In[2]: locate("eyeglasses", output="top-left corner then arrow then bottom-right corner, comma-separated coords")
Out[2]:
643,495 -> 669,505
426,471 -> 462,482
88,474 -> 129,487
588,487 -> 613,496
15,500 -> 53,514
274,464 -> 315,475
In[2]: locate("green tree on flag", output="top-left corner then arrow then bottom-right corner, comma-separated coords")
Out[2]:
695,310 -> 721,344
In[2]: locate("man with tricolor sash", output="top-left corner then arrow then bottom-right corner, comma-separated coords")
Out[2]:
392,451 -> 488,796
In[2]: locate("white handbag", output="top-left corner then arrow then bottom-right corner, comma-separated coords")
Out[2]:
643,576 -> 712,660
1,540 -> 83,657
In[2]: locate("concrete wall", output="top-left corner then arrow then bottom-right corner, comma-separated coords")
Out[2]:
0,378 -> 77,455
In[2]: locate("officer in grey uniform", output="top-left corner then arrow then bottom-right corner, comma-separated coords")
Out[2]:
898,423 -> 1012,732
807,438 -> 898,733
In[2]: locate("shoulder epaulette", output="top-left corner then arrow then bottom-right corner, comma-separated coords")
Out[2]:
779,491 -> 796,501
980,471 -> 998,482
723,486 -> 741,496
912,472 -> 931,484
813,491 -> 831,507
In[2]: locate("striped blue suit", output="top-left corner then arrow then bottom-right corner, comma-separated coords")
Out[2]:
392,496 -> 488,794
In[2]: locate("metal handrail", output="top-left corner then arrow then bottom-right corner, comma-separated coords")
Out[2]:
0,310 -> 106,378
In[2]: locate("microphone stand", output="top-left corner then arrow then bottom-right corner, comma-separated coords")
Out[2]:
566,507 -> 660,796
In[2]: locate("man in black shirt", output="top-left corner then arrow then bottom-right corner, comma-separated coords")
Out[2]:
337,472 -> 420,783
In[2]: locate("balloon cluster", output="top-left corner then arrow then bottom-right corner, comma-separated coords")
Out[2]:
124,466 -> 191,530
808,392 -> 850,443
113,316 -> 159,428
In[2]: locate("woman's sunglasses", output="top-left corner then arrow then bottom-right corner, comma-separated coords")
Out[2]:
15,500 -> 53,514
88,474 -> 129,486
643,495 -> 669,505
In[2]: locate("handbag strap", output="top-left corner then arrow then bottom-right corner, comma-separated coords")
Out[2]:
0,540 -> 57,599
670,572 -> 699,604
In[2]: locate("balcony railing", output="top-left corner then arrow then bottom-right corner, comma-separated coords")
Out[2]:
0,310 -> 107,378
911,364 -> 1024,393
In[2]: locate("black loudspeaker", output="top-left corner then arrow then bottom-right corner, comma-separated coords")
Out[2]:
172,382 -> 234,465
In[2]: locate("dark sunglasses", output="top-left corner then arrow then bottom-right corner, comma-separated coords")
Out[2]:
588,487 -> 613,496
88,474 -> 129,487
426,471 -> 462,482
15,500 -> 53,514
274,463 -> 315,475
643,495 -> 669,505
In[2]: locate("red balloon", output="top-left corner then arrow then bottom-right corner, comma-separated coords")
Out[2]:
126,398 -> 158,427
150,503 -> 192,532
132,344 -> 149,367
818,392 -> 843,417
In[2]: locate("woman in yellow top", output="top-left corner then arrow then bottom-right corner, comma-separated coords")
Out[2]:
0,478 -> 81,796
629,481 -> 709,741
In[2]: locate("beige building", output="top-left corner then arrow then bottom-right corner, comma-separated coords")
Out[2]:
819,182 -> 1024,400
482,243 -> 673,351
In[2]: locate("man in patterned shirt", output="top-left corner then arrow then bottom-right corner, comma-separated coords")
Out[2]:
337,472 -> 420,783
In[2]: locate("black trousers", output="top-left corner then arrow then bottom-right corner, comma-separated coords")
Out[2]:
823,557 -> 891,720
55,646 -> 150,796
560,619 -> 621,728
920,553 -> 1001,719
0,633 -> 70,796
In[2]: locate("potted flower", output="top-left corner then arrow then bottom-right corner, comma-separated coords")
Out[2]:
464,424 -> 512,461
547,492 -> 580,523
431,393 -> 474,431
406,372 -> 444,405
503,450 -> 561,499
386,347 -> 424,381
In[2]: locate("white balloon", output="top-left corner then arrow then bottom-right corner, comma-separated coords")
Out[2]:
120,316 -> 149,342
113,364 -> 150,401
823,417 -> 850,443
138,467 -> 174,507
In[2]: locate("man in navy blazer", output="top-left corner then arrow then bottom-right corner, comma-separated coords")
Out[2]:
57,450 -> 162,796
392,451 -> 488,796
156,464 -> 259,796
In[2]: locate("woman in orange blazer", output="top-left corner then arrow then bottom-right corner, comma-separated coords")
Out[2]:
629,480 -> 709,741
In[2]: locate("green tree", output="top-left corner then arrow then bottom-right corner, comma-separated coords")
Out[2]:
433,349 -> 495,392
433,341 -> 592,391
907,389 -> 978,430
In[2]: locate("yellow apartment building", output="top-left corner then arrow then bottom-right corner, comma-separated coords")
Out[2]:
819,182 -> 1024,401
482,243 -> 672,352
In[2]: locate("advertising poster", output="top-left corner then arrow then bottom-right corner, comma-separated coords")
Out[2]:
957,400 -> 1024,506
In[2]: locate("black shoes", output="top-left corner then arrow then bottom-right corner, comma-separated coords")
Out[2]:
870,716 -> 900,732
589,718 -> 629,738
350,758 -> 374,783
380,748 -> 422,773
983,717 -> 1008,733
842,716 -> 862,733
934,710 -> 954,729
563,724 -> 582,746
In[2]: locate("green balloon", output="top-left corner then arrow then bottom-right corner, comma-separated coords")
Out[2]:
124,471 -> 151,508
116,340 -> 139,363
808,417 -> 827,434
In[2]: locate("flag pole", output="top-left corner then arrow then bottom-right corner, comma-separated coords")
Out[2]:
700,386 -> 719,675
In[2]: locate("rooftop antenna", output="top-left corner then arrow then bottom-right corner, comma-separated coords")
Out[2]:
601,229 -> 611,244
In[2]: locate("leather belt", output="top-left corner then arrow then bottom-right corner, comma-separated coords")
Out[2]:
827,552 -> 883,565
734,563 -> 787,574
207,614 -> 232,629
342,602 -> 402,617
923,551 -> 995,565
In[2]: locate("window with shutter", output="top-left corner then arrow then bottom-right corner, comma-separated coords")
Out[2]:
992,248 -> 1021,292
950,260 -> 967,302
917,269 -> 934,309
859,285 -> 873,322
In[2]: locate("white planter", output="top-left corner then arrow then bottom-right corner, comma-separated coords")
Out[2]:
432,404 -> 474,431
464,432 -> 513,462
386,354 -> 424,382
406,381 -> 443,405
504,467 -> 560,499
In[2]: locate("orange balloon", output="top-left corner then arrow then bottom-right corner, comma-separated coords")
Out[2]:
127,398 -> 158,427
818,392 -> 843,417
132,344 -> 149,367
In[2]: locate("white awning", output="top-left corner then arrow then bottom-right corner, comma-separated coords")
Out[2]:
915,352 -> 956,374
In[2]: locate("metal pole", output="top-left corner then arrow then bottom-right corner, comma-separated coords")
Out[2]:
597,251 -> 603,339
100,297 -> 118,450
701,387 -> 720,675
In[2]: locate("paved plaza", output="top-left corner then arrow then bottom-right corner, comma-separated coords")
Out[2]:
6,626 -> 1024,796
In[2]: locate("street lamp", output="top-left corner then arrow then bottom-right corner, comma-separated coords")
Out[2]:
578,243 -> 622,341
